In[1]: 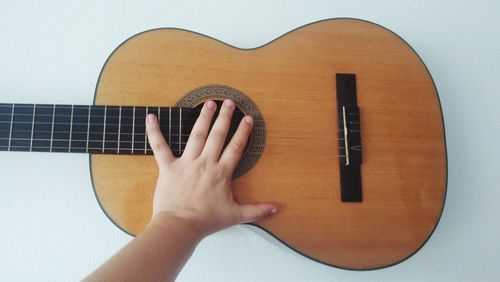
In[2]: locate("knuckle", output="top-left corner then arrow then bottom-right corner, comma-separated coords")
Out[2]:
192,130 -> 206,141
252,209 -> 264,220
211,129 -> 225,140
230,141 -> 244,153
200,112 -> 213,122
216,165 -> 228,179
221,109 -> 232,117
151,140 -> 167,151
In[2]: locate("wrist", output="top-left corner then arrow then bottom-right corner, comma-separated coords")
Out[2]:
149,212 -> 205,243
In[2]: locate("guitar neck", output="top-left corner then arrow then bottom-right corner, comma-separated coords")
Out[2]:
0,103 -> 198,156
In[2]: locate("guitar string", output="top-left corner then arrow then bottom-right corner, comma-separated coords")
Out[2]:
0,104 -> 361,116
0,144 -> 348,157
0,136 -> 349,147
1,106 -> 358,143
0,132 -> 351,142
0,121 -> 359,129
0,111 -> 359,121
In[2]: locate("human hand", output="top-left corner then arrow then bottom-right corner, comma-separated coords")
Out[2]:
145,99 -> 277,238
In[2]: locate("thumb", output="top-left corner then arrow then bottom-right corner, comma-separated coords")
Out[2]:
238,204 -> 277,224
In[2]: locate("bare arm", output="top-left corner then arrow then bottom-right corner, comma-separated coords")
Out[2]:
84,100 -> 277,282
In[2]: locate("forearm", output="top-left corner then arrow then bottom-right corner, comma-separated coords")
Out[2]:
84,213 -> 202,282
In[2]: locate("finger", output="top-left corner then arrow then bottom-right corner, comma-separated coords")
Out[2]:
219,115 -> 253,171
146,114 -> 175,168
183,101 -> 216,159
238,204 -> 277,224
201,99 -> 235,161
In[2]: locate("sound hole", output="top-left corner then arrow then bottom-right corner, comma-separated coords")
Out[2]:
175,84 -> 266,178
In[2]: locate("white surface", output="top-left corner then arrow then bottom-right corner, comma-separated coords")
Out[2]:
1,1 -> 499,281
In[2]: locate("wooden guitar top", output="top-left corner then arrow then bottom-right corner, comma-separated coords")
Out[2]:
90,18 -> 446,270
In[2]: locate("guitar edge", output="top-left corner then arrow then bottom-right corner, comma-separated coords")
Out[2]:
90,18 -> 447,270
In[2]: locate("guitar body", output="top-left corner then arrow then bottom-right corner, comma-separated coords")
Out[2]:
90,18 -> 446,270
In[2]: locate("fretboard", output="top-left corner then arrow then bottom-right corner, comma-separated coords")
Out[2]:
0,103 -> 201,156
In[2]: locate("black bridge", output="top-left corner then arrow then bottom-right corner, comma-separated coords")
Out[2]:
336,74 -> 363,202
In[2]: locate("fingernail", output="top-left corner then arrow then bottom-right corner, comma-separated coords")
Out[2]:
270,208 -> 278,215
224,99 -> 234,108
244,116 -> 253,124
146,114 -> 156,122
205,100 -> 215,109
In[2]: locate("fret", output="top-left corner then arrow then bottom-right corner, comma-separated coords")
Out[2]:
117,106 -> 122,153
133,107 -> 146,154
179,107 -> 182,156
168,107 -> 171,145
52,105 -> 71,152
102,105 -> 107,153
70,105 -> 90,153
170,108 -> 180,157
29,104 -> 36,151
181,109 -> 196,151
69,105 -> 74,152
157,106 -> 161,123
10,104 -> 34,151
104,106 -> 119,154
0,103 -> 14,151
158,107 -> 170,144
50,105 -> 56,152
32,104 -> 54,152
145,107 -> 158,155
131,107 -> 136,153
88,106 -> 105,154
144,106 -> 149,154
86,105 -> 91,153
119,106 -> 134,154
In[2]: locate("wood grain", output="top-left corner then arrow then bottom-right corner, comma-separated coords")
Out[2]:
90,19 -> 446,269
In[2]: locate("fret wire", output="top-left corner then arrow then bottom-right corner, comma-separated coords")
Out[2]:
132,106 -> 135,152
117,106 -> 122,153
50,105 -> 55,152
144,106 -> 148,155
69,105 -> 74,153
102,105 -> 107,154
179,108 -> 182,156
157,107 -> 161,150
8,104 -> 14,151
86,105 -> 91,153
169,107 -> 171,144
29,104 -> 36,152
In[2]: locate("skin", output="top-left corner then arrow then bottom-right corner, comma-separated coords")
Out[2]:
84,99 -> 277,282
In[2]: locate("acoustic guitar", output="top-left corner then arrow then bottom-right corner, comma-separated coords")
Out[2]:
0,18 -> 446,270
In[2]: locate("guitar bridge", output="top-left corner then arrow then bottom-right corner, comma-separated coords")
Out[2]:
336,74 -> 363,202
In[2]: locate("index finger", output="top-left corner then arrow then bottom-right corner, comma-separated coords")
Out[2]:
146,114 -> 175,169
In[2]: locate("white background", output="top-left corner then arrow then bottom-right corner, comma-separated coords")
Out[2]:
1,1 -> 499,281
